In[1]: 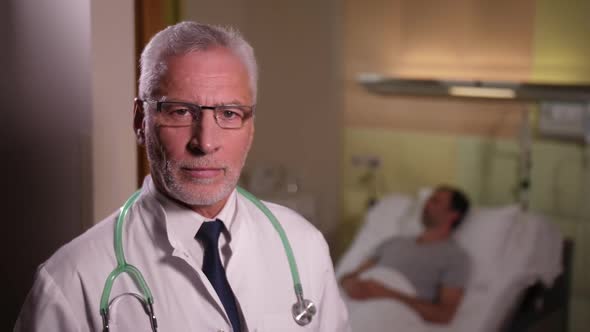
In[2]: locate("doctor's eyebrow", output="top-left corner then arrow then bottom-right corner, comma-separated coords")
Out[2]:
158,98 -> 252,106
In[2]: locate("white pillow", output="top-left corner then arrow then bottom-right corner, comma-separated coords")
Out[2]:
336,187 -> 432,276
335,194 -> 413,277
396,187 -> 432,236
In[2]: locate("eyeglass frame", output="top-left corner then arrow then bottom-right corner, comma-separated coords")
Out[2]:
140,98 -> 256,129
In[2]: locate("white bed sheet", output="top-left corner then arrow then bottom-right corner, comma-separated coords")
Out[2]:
345,266 -> 425,332
336,190 -> 563,332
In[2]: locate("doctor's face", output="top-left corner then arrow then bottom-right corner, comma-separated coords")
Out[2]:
140,47 -> 254,213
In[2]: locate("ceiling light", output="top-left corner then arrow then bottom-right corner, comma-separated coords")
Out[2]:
448,86 -> 516,99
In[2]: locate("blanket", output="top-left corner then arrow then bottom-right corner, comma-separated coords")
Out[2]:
344,266 -> 428,332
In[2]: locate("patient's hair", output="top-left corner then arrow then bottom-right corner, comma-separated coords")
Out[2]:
438,185 -> 470,231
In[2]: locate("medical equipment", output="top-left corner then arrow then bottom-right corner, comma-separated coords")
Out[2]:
99,187 -> 316,331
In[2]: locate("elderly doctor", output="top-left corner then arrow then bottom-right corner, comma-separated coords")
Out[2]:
15,21 -> 350,332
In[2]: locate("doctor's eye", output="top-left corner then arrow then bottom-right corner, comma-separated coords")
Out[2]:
160,102 -> 197,120
217,107 -> 245,120
170,108 -> 191,117
165,107 -> 190,116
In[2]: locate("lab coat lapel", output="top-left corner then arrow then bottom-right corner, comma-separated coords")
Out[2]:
194,264 -> 234,326
148,196 -> 232,327
163,231 -> 232,327
226,196 -> 274,330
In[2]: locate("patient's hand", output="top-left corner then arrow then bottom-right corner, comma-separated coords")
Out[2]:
341,276 -> 393,300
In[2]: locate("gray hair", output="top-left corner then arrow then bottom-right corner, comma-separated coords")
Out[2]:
139,21 -> 258,102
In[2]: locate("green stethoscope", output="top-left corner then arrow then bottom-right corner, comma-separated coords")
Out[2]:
99,187 -> 316,331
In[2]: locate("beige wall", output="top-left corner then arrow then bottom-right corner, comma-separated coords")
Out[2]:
344,0 -> 536,137
90,0 -> 138,224
182,0 -> 344,237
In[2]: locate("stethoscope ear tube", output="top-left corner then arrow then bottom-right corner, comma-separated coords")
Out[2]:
100,191 -> 158,331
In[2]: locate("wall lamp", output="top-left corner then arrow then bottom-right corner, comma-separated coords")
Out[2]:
357,73 -> 590,102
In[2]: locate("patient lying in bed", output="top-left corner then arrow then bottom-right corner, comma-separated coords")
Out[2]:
340,186 -> 471,325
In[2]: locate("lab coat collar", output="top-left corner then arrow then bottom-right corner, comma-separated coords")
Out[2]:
142,176 -> 239,260
141,176 -> 240,327
145,177 -> 260,330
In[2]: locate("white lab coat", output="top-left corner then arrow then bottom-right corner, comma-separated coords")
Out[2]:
15,177 -> 351,332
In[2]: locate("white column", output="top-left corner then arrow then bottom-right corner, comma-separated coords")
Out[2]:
90,0 -> 137,224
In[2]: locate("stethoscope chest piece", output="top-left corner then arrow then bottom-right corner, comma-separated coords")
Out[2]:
292,297 -> 316,326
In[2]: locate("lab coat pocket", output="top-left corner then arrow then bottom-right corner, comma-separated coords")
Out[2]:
261,312 -> 302,331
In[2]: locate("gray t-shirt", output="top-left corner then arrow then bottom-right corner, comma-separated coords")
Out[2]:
373,236 -> 471,302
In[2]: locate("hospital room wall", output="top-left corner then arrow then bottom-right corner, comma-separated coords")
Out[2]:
530,1 -> 590,329
339,0 -> 590,331
339,0 -> 536,252
181,0 -> 344,237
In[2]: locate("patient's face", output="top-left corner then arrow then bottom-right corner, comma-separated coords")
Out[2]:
422,189 -> 454,228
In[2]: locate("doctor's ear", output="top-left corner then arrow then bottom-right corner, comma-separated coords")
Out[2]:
133,98 -> 146,146
136,128 -> 145,145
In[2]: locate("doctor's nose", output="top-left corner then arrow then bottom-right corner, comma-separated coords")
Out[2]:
188,110 -> 221,155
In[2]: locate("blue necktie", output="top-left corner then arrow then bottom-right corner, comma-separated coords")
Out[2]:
196,219 -> 242,332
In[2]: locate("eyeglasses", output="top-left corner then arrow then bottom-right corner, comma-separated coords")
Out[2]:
143,99 -> 255,129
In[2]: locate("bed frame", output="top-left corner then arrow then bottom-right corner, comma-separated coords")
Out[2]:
503,238 -> 573,332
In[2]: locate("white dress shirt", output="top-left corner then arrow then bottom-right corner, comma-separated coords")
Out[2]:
15,176 -> 351,332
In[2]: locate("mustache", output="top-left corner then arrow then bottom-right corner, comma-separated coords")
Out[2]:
168,158 -> 227,169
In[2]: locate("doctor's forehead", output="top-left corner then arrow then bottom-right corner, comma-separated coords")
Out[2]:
160,49 -> 253,101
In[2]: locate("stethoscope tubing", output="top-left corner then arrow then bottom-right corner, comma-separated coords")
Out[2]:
99,186 -> 315,330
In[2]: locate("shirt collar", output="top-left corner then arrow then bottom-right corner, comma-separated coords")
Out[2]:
145,176 -> 238,253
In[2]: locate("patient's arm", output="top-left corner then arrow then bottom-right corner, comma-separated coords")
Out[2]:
340,259 -> 463,324
387,284 -> 463,324
339,259 -> 377,297
346,278 -> 464,325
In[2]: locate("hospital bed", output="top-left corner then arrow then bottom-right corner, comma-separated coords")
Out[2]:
335,189 -> 568,332
504,238 -> 572,332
